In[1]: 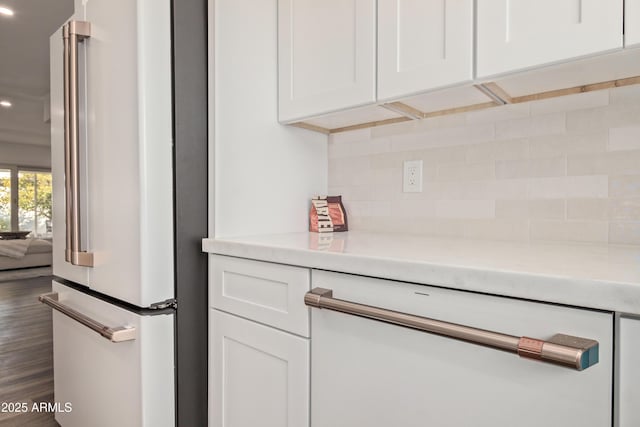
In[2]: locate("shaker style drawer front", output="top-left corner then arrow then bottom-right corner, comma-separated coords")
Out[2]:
310,270 -> 613,427
210,255 -> 310,336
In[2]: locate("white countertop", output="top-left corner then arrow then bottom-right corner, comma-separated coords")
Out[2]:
202,231 -> 640,315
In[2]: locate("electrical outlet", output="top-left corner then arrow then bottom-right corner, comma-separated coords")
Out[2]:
403,160 -> 423,193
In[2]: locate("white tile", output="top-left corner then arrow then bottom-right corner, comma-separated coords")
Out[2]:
609,221 -> 640,245
328,140 -> 352,159
437,162 -> 495,181
495,113 -> 565,140
527,199 -> 566,219
530,220 -> 608,244
567,199 -> 608,220
390,200 -> 437,218
529,90 -> 609,115
609,125 -> 640,151
610,175 -> 640,198
463,219 -> 530,241
435,200 -> 495,219
609,85 -> 640,105
608,199 -> 640,221
566,104 -> 640,132
329,128 -> 371,144
464,102 -> 530,124
566,175 -> 608,198
527,176 -> 608,199
528,131 -> 607,159
568,150 -> 640,176
465,139 -> 529,163
345,201 -> 391,217
495,157 -> 566,179
417,146 -> 468,166
391,123 -> 495,152
496,199 -> 565,219
527,177 -> 567,199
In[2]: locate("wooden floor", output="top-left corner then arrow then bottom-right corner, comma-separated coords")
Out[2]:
0,276 -> 58,427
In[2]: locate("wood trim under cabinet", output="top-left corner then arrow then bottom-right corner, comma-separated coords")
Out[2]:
289,74 -> 640,135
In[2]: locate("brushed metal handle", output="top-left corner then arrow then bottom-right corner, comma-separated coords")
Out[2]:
39,292 -> 136,343
63,21 -> 94,267
305,288 -> 599,371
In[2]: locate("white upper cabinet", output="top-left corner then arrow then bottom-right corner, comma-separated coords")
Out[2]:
626,0 -> 640,46
477,0 -> 623,78
278,0 -> 376,123
377,0 -> 473,101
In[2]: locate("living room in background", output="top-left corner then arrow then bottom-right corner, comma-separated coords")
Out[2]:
0,165 -> 52,238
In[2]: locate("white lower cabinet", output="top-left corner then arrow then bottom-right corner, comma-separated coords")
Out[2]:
209,309 -> 309,427
618,316 -> 640,426
310,270 -> 613,427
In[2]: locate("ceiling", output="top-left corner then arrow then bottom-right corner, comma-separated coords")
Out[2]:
0,0 -> 74,147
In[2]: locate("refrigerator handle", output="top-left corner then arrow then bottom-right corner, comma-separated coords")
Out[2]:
40,293 -> 136,343
63,21 -> 94,267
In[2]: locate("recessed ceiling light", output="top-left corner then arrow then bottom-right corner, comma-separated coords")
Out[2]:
0,6 -> 14,16
0,100 -> 12,108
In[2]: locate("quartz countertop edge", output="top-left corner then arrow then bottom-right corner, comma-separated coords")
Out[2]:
202,231 -> 640,315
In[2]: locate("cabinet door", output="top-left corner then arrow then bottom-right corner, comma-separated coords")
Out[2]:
377,0 -> 473,101
477,0 -> 623,77
311,270 -> 613,427
626,0 -> 640,46
278,0 -> 376,122
618,316 -> 640,426
210,310 -> 309,427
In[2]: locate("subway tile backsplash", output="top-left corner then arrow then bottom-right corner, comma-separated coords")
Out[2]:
328,85 -> 640,245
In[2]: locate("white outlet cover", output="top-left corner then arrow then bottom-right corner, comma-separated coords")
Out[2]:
403,160 -> 423,193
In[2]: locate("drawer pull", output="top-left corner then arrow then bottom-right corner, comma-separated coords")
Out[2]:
305,288 -> 599,371
39,293 -> 136,343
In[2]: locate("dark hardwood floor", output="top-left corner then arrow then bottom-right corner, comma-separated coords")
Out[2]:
0,276 -> 58,427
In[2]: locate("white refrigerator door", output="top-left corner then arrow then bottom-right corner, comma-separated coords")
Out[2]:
52,280 -> 175,427
49,0 -> 174,307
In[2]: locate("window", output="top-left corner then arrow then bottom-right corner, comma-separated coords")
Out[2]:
0,169 -> 11,231
18,171 -> 53,237
0,166 -> 52,238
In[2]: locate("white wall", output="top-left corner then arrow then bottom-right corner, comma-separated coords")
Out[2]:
329,85 -> 640,245
0,141 -> 51,169
210,0 -> 327,238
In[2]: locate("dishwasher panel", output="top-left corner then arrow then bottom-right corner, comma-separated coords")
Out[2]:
310,270 -> 613,427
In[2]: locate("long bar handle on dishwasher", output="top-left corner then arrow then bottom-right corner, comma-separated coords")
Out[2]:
63,21 -> 94,267
305,288 -> 599,371
39,293 -> 136,343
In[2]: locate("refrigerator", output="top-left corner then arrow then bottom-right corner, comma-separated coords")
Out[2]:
43,0 -> 208,425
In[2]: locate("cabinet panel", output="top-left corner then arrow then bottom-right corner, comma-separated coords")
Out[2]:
210,255 -> 310,336
210,310 -> 309,427
278,0 -> 376,122
477,0 -> 623,77
378,0 -> 473,100
618,316 -> 640,426
626,0 -> 640,46
311,270 -> 613,427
